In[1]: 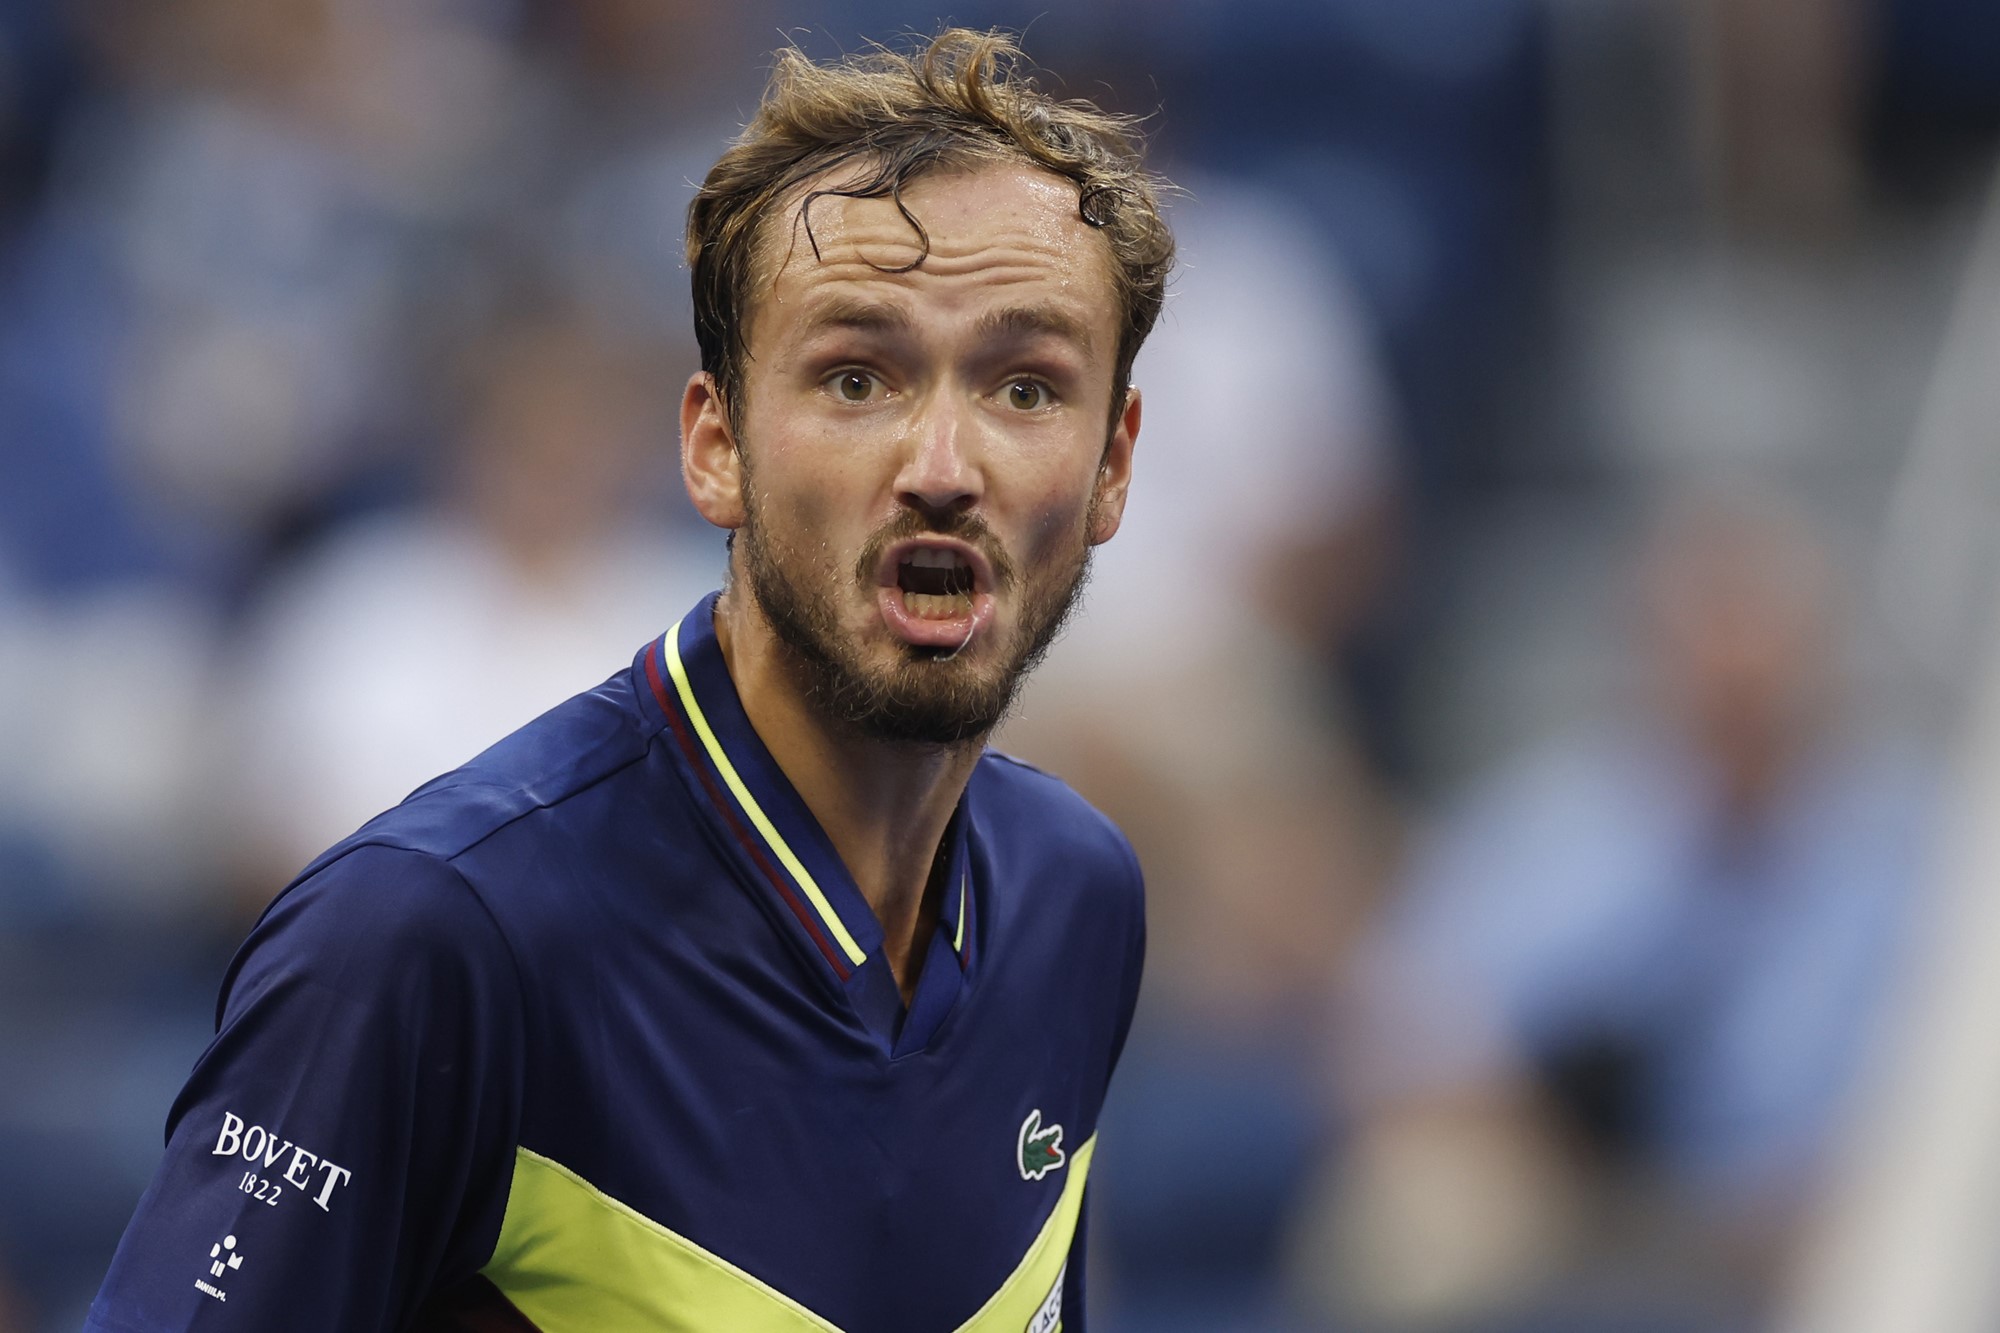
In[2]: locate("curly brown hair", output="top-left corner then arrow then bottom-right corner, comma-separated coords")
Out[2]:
686,28 -> 1175,422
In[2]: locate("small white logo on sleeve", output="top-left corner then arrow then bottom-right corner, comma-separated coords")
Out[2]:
195,1235 -> 242,1301
1024,1260 -> 1064,1333
212,1111 -> 353,1212
208,1236 -> 242,1279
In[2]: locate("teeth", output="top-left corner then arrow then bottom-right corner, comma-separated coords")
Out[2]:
905,591 -> 971,619
907,548 -> 968,570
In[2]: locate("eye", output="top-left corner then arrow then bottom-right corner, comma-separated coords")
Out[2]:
1005,380 -> 1049,411
831,370 -> 880,403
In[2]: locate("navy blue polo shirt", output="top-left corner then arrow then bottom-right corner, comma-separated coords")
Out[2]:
86,592 -> 1146,1332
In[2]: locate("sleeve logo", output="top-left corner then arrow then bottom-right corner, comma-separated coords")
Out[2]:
1016,1109 -> 1067,1182
212,1111 -> 353,1212
195,1234 -> 242,1302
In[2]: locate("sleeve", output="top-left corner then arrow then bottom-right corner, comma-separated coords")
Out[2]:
1102,830 -> 1148,1094
84,842 -> 526,1333
1064,834 -> 1146,1333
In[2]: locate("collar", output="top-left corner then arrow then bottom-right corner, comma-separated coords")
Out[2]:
641,594 -> 977,1018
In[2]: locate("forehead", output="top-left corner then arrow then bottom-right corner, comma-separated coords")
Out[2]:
747,162 -> 1119,351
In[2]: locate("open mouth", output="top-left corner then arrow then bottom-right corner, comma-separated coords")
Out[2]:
873,536 -> 996,650
896,547 -> 976,619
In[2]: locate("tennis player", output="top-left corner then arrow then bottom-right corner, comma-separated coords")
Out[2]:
87,27 -> 1169,1333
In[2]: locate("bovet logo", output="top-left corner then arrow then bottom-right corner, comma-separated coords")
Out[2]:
212,1112 -> 353,1212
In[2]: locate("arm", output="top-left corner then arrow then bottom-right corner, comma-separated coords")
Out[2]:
85,843 -> 524,1332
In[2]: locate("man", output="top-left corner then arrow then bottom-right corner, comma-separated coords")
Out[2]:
1311,494 -> 1932,1330
86,29 -> 1169,1333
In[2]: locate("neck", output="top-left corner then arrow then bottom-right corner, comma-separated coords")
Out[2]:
713,590 -> 982,999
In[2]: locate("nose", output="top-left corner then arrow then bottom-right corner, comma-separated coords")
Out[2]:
894,389 -> 983,521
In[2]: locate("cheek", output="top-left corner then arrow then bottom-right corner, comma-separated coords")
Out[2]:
743,429 -> 870,547
1015,470 -> 1100,568
754,481 -> 842,569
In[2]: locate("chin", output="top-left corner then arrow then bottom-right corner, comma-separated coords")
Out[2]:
836,652 -> 1018,748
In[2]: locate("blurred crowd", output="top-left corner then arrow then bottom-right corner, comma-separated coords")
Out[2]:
4,0 -> 2000,1329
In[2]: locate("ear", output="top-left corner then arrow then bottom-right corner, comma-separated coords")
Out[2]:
1087,386 -> 1141,546
681,371 -> 746,530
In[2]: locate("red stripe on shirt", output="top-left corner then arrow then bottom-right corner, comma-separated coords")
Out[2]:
645,638 -> 854,982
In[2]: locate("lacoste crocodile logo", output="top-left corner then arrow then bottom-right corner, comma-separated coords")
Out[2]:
1017,1109 -> 1066,1181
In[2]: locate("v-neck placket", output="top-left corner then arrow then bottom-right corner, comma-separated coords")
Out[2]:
639,595 -> 978,1055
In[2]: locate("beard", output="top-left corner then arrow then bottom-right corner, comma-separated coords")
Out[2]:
737,487 -> 1095,749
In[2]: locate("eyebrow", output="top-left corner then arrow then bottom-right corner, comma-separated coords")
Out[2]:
974,304 -> 1096,357
796,298 -> 914,340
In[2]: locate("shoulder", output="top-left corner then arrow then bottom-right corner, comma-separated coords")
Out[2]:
972,750 -> 1145,925
303,664 -> 660,868
225,841 -> 518,1022
974,751 -> 1147,1080
975,749 -> 1139,864
236,667 -> 666,993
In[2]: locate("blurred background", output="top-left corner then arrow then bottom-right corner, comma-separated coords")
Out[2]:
4,0 -> 2000,1329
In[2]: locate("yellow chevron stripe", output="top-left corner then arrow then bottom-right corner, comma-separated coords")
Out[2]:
953,1136 -> 1093,1331
664,619 -> 867,967
480,1138 -> 1095,1332
954,872 -> 968,953
483,1148 -> 837,1332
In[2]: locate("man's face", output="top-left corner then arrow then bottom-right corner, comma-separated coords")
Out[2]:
691,162 -> 1138,746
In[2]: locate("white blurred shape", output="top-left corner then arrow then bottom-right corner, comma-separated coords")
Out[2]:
1050,173 -> 1390,682
224,514 -> 722,874
0,577 -> 218,911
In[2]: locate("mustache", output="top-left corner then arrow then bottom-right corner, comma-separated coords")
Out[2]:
853,508 -> 1016,591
